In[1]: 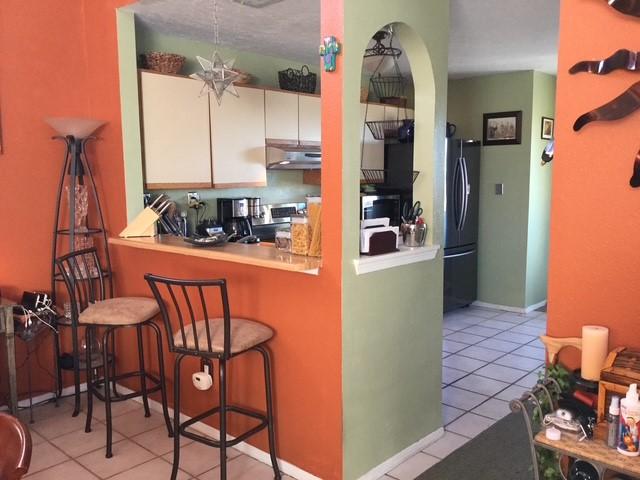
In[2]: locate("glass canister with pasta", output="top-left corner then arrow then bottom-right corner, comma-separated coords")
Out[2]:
306,196 -> 321,257
291,215 -> 310,255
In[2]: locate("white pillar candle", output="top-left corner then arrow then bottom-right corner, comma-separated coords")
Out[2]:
581,325 -> 609,381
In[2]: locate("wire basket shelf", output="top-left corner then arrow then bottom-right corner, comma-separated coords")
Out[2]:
370,74 -> 407,100
365,120 -> 406,140
360,169 -> 420,185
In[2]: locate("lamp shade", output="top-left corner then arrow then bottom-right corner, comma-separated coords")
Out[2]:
45,117 -> 105,138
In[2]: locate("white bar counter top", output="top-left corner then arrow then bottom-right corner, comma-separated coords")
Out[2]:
109,235 -> 321,275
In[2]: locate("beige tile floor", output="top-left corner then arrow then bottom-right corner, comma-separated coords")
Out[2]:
19,305 -> 544,480
22,396 -> 295,480
379,305 -> 547,480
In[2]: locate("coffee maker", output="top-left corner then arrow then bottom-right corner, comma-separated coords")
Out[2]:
217,198 -> 253,242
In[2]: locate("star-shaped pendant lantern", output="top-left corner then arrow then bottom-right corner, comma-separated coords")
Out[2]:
190,52 -> 240,104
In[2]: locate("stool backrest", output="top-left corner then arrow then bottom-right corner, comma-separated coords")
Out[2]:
0,413 -> 32,480
145,274 -> 232,359
55,248 -> 107,321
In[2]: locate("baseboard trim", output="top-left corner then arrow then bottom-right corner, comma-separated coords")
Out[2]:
0,383 -> 87,412
356,427 -> 444,480
472,300 -> 547,314
116,384 -> 322,480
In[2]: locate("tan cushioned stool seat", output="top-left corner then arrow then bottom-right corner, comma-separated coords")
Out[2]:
173,318 -> 273,354
79,297 -> 160,325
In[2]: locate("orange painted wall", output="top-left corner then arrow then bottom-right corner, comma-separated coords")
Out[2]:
0,1 -> 343,478
548,0 -> 640,364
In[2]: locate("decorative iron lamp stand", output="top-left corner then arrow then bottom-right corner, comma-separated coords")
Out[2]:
46,117 -> 114,416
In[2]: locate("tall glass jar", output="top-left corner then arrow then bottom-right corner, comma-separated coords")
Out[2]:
291,215 -> 310,255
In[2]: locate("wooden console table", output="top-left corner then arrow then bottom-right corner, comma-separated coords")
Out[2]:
536,423 -> 640,478
0,299 -> 18,415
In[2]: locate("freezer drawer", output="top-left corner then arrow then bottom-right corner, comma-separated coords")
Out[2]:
443,247 -> 478,313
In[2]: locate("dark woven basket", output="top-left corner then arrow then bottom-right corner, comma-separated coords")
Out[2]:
278,65 -> 317,93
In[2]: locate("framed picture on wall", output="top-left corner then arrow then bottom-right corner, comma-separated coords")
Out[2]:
541,116 -> 554,140
483,110 -> 522,146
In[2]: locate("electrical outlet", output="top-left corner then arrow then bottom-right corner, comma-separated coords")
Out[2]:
187,192 -> 200,208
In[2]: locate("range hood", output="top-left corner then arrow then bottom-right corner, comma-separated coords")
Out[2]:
266,140 -> 321,170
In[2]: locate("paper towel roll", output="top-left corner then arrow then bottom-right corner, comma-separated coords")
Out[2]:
581,325 -> 609,381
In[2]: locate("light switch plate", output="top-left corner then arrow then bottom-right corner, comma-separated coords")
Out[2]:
495,183 -> 504,195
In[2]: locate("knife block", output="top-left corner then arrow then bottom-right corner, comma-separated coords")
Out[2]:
119,207 -> 159,238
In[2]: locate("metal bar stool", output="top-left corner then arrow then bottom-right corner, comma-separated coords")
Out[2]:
145,274 -> 281,480
56,248 -> 173,458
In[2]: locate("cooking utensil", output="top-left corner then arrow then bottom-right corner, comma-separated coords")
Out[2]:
570,49 -> 640,75
402,201 -> 423,222
573,80 -> 640,131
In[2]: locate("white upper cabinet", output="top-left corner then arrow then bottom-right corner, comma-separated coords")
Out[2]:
210,86 -> 267,187
265,90 -> 298,141
140,71 -> 212,188
360,103 -> 385,170
298,94 -> 321,143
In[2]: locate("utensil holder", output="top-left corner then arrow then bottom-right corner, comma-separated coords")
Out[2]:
401,223 -> 427,247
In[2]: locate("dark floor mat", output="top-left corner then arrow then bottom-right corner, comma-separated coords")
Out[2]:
417,413 -> 535,480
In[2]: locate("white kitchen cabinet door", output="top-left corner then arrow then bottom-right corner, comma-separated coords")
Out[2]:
140,71 -> 212,189
360,103 -> 385,171
298,94 -> 321,143
210,87 -> 267,188
265,90 -> 299,141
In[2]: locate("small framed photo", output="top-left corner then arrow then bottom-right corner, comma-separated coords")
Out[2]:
483,111 -> 522,146
541,116 -> 554,140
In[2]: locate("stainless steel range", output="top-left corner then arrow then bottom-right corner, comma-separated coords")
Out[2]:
250,202 -> 306,241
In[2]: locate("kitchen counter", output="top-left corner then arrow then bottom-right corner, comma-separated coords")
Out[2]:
109,235 -> 321,275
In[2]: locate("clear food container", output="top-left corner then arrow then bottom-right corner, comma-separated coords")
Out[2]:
275,227 -> 291,252
291,215 -> 310,255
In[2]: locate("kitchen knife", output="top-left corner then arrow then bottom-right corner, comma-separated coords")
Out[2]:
605,0 -> 640,17
573,80 -> 640,131
631,148 -> 640,187
570,49 -> 640,75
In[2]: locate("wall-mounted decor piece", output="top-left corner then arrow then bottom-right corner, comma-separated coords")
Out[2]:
631,148 -> 640,187
573,80 -> 640,131
541,117 -> 554,140
319,36 -> 341,72
482,110 -> 522,146
604,0 -> 640,18
570,49 -> 640,75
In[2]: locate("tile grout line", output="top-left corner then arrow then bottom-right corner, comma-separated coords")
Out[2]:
441,309 -> 547,429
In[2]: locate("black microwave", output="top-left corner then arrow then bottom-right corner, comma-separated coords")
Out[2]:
360,194 -> 401,226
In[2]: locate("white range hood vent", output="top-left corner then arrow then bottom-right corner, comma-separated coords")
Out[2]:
266,140 -> 321,170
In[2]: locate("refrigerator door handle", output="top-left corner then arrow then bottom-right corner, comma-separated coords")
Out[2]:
444,249 -> 476,259
456,156 -> 466,231
460,156 -> 470,231
452,157 -> 462,230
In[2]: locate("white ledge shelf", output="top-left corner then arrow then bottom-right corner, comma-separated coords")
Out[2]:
353,244 -> 440,275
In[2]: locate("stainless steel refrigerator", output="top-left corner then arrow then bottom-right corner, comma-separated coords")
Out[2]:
444,139 -> 481,312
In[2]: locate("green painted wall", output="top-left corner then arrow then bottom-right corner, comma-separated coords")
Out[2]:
341,2 -> 449,478
136,24 -> 320,91
525,72 -> 555,307
117,9 -> 145,221
447,71 -> 555,309
157,170 -> 319,231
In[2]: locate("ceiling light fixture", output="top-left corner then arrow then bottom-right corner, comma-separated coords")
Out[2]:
190,0 -> 240,104
232,0 -> 284,8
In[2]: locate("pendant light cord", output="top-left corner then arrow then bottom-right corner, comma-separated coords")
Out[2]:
213,0 -> 220,45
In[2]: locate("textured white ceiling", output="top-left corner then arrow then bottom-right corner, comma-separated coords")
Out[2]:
449,0 -> 560,78
127,0 -> 560,78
